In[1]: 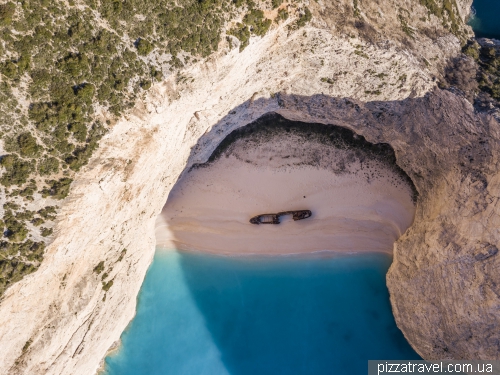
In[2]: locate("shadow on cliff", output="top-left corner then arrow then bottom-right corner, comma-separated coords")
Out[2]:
177,88 -> 493,200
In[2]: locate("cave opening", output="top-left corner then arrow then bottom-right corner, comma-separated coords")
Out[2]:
156,113 -> 418,255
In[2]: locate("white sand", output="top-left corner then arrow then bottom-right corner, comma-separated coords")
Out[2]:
155,131 -> 416,255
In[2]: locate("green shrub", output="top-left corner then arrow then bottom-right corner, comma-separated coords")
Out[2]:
117,248 -> 127,261
40,227 -> 53,237
66,143 -> 97,171
229,23 -> 251,51
295,7 -> 312,28
17,132 -> 40,157
52,124 -> 67,141
102,279 -> 113,291
462,43 -> 479,60
399,15 -> 414,38
93,261 -> 105,274
271,0 -> 282,9
3,202 -> 19,210
19,180 -> 37,198
136,38 -> 154,56
151,67 -> 163,81
75,83 -> 95,104
17,55 -> 30,74
243,9 -> 271,37
41,178 -> 73,199
481,46 -> 497,60
140,80 -> 152,90
16,210 -> 34,221
277,9 -> 288,21
353,0 -> 360,17
1,60 -> 18,79
37,206 -> 57,220
38,157 -> 59,176
354,50 -> 369,59
31,218 -> 44,226
100,0 -> 123,18
0,154 -> 33,186
419,0 -> 442,17
419,0 -> 460,35
4,217 -> 28,243
492,82 -> 500,100
25,241 -> 45,262
55,140 -> 75,155
0,259 -> 37,295
68,122 -> 88,142
320,77 -> 335,84
58,53 -> 90,79
22,340 -> 32,353
0,2 -> 16,26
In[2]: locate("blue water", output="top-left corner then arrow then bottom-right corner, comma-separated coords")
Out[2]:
469,0 -> 500,39
104,250 -> 420,375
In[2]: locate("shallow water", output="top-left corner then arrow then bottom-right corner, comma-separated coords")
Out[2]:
469,0 -> 500,40
104,250 -> 420,375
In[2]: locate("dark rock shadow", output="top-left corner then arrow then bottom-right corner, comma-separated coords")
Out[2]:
179,89 -> 493,206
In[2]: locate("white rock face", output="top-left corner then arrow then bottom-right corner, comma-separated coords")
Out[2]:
455,0 -> 474,22
0,4 -> 493,374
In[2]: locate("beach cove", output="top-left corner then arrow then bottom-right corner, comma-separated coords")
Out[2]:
155,115 -> 416,256
102,116 -> 420,374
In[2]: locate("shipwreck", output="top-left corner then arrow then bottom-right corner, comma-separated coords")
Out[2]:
250,210 -> 312,225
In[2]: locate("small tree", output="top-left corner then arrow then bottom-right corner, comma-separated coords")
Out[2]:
136,39 -> 154,56
40,227 -> 53,237
41,178 -> 73,199
4,218 -> 28,243
18,132 -> 40,157
38,157 -> 60,176
0,2 -> 16,26
0,155 -> 32,187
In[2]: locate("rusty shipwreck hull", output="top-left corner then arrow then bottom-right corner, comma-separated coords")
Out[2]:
249,210 -> 312,225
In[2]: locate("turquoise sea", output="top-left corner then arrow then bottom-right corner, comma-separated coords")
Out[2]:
469,0 -> 500,39
103,250 -> 420,375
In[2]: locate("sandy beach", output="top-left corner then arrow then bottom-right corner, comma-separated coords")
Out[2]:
155,126 -> 416,255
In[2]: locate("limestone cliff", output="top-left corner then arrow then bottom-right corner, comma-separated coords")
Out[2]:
1,0 -> 499,374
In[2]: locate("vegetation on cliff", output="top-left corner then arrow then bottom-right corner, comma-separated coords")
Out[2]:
463,41 -> 500,102
418,0 -> 462,35
441,39 -> 500,111
0,0 -> 311,296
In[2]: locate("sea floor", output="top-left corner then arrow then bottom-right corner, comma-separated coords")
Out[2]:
103,250 -> 420,375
